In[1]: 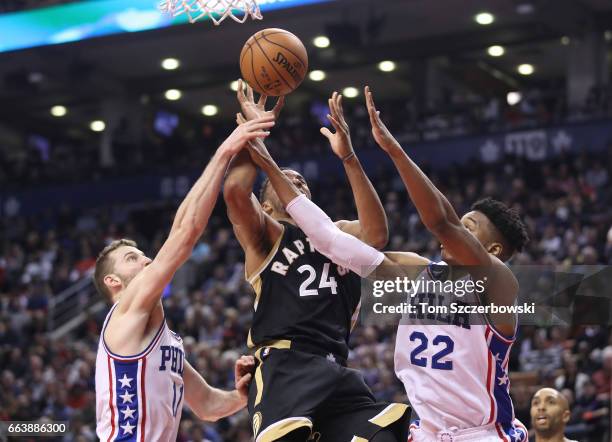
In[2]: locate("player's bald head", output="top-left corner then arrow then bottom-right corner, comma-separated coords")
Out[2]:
532,388 -> 569,410
531,387 -> 571,437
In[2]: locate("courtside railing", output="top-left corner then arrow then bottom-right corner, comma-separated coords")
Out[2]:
47,271 -> 106,340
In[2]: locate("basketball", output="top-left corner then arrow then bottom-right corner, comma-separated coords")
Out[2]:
240,28 -> 308,97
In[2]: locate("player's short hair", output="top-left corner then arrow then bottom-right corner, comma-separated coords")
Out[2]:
471,198 -> 529,256
94,239 -> 137,301
258,167 -> 294,202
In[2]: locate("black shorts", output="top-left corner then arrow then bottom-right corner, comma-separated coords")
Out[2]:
248,345 -> 410,442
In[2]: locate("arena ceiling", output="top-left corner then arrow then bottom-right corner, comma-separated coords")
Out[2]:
0,0 -> 610,136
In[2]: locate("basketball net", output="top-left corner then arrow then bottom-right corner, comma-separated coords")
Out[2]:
159,0 -> 262,25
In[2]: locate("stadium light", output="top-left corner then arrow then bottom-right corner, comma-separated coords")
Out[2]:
517,64 -> 534,76
342,87 -> 359,98
90,120 -> 106,132
202,105 -> 218,116
161,58 -> 180,70
378,61 -> 396,72
50,105 -> 67,117
230,80 -> 240,91
165,89 -> 182,101
313,36 -> 330,48
309,70 -> 326,81
487,45 -> 505,57
507,92 -> 522,106
475,12 -> 495,25
561,36 -> 570,45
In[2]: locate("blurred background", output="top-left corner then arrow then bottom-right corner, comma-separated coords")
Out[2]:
0,0 -> 611,441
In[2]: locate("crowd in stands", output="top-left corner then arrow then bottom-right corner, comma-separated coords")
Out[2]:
2,83 -> 612,191
1,90 -> 611,440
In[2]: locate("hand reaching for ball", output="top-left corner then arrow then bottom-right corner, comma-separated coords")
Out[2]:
237,79 -> 285,123
320,91 -> 354,160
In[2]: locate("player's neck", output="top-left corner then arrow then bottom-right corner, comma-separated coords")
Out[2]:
535,431 -> 567,442
272,211 -> 295,225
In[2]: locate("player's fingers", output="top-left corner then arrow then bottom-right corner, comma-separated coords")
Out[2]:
236,373 -> 252,389
273,96 -> 285,115
327,114 -> 342,132
320,127 -> 333,140
258,94 -> 268,108
236,113 -> 247,125
244,114 -> 275,125
336,94 -> 345,119
367,87 -> 379,111
248,121 -> 275,132
246,83 -> 254,102
247,115 -> 275,127
237,79 -> 247,102
328,97 -> 335,118
365,86 -> 376,111
246,131 -> 271,139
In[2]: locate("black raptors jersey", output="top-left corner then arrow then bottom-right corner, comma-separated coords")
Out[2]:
247,222 -> 362,360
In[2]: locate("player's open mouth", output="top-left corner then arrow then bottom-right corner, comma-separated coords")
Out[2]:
536,416 -> 548,423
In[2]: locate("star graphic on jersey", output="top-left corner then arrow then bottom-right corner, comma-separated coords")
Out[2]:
119,390 -> 134,404
494,353 -> 503,363
118,374 -> 133,389
121,406 -> 136,420
120,421 -> 135,435
497,373 -> 509,386
509,428 -> 523,442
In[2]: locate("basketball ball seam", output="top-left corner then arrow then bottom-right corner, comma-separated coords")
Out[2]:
261,32 -> 307,70
253,37 -> 294,91
240,41 -> 252,66
249,45 -> 268,95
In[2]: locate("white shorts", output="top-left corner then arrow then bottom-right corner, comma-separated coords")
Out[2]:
408,419 -> 528,442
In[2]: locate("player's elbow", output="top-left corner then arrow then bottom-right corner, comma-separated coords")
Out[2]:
365,225 -> 389,250
223,178 -> 251,202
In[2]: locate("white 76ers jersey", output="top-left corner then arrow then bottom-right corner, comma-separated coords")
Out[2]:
394,262 -> 527,441
96,304 -> 185,442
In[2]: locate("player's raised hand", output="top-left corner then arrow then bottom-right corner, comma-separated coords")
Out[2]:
234,355 -> 256,402
219,115 -> 275,156
320,91 -> 354,160
236,112 -> 276,167
365,86 -> 402,154
236,79 -> 285,122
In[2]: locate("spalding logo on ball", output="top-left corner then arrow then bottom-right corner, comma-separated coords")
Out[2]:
240,28 -> 309,97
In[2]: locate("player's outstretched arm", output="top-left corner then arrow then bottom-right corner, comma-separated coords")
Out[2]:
365,87 -> 518,333
184,356 -> 255,421
365,86 -> 493,267
119,117 -> 275,315
224,80 -> 285,270
245,137 -> 391,277
321,91 -> 388,249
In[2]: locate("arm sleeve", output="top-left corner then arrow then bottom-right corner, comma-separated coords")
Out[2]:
286,194 -> 384,277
